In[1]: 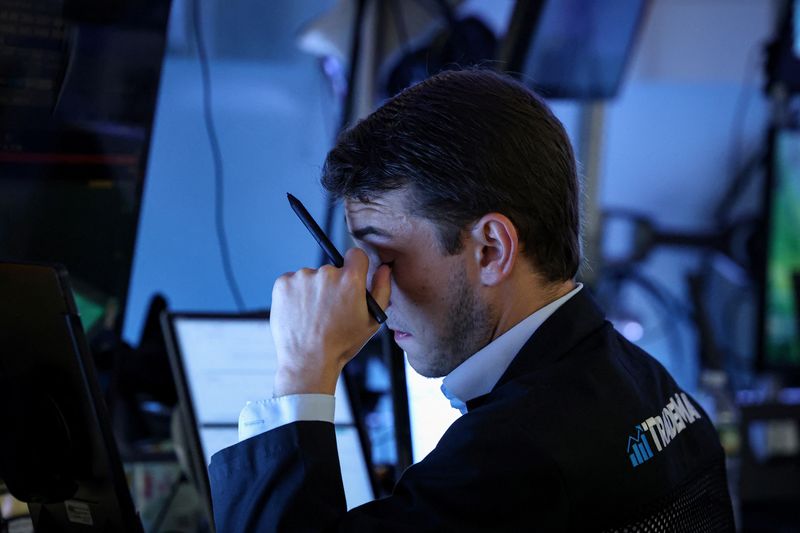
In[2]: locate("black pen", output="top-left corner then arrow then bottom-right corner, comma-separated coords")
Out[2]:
287,193 -> 388,324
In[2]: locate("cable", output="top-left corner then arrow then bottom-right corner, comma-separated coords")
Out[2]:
191,0 -> 246,311
321,0 -> 367,266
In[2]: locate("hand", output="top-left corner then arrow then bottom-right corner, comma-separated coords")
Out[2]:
270,248 -> 391,396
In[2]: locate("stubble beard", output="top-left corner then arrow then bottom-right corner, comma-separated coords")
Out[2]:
416,264 -> 496,378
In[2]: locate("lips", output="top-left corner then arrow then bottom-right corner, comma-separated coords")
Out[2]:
388,324 -> 412,341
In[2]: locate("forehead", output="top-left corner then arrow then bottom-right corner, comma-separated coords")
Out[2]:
344,189 -> 414,229
344,189 -> 450,255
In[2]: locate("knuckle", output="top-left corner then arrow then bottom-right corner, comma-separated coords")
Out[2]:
319,264 -> 337,276
272,279 -> 287,298
274,274 -> 290,288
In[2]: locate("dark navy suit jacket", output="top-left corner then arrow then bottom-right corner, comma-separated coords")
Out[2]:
208,289 -> 734,531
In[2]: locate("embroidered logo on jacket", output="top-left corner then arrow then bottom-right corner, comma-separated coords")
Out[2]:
627,392 -> 703,468
627,425 -> 654,467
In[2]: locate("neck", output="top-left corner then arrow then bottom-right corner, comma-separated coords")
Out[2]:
489,276 -> 576,342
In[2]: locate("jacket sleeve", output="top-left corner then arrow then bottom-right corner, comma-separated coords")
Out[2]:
209,421 -> 347,532
209,414 -> 569,532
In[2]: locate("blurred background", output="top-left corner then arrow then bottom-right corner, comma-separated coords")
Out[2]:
1,0 -> 798,531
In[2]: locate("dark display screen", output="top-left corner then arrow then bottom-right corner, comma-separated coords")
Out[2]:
520,0 -> 648,99
764,129 -> 800,368
0,0 -> 171,336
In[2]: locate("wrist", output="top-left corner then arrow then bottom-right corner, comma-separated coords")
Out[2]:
273,366 -> 339,397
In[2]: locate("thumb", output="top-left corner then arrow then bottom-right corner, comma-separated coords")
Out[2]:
370,264 -> 392,311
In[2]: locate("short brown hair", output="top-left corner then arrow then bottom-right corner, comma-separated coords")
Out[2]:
321,68 -> 581,282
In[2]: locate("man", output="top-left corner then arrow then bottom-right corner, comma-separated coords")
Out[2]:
209,69 -> 734,531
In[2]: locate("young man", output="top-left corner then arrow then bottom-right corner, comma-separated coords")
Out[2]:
209,69 -> 734,531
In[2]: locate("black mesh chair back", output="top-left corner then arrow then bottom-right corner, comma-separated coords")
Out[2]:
603,463 -> 735,533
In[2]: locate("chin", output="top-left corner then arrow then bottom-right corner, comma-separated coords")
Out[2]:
413,364 -> 443,379
406,350 -> 449,379
406,352 -> 434,378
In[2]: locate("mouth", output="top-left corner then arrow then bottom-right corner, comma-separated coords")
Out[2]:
390,327 -> 412,342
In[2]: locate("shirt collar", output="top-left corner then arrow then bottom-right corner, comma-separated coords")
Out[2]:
440,283 -> 583,414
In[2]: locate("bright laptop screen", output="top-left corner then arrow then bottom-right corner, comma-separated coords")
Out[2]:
171,316 -> 372,509
404,357 -> 461,464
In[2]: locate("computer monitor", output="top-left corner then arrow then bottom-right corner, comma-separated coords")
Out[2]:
503,0 -> 650,99
161,312 -> 376,514
0,1 -> 171,340
794,273 -> 800,339
760,128 -> 800,373
0,262 -> 142,532
403,358 -> 461,464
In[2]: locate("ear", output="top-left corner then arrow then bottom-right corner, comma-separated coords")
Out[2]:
468,213 -> 519,286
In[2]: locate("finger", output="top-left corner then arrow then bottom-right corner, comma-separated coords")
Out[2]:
370,264 -> 392,310
343,248 -> 369,289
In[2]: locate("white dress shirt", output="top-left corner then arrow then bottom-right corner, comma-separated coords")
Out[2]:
441,283 -> 583,414
238,284 -> 583,442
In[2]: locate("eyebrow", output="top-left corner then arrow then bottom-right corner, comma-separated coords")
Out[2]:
350,226 -> 392,240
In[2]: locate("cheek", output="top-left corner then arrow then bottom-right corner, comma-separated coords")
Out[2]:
390,262 -> 442,309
